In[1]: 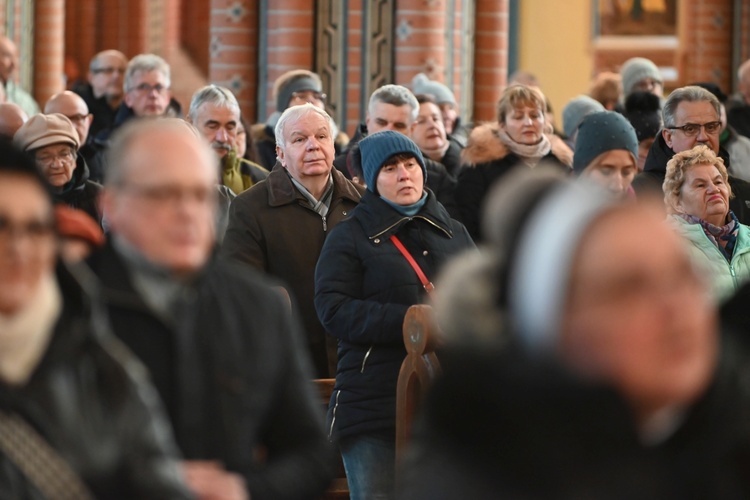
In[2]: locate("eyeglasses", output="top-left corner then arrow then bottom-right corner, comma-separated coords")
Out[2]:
0,216 -> 55,246
119,183 -> 217,207
35,149 -> 77,168
130,83 -> 169,95
667,121 -> 722,136
92,66 -> 125,75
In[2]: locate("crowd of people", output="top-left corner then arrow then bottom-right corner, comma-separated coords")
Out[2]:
5,31 -> 750,498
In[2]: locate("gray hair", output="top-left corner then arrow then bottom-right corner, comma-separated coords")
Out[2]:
274,103 -> 335,150
188,85 -> 240,122
124,54 -> 171,92
368,84 -> 419,123
662,85 -> 720,128
105,118 -> 207,187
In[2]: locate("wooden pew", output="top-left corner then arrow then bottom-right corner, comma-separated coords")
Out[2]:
395,304 -> 442,461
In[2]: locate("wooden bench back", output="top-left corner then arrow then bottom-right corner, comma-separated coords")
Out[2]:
396,304 -> 441,461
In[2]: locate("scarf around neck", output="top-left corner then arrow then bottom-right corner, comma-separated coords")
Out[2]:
381,191 -> 428,216
496,129 -> 551,167
678,211 -> 739,261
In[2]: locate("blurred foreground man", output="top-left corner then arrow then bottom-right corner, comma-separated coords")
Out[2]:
88,118 -> 333,500
0,138 -> 191,499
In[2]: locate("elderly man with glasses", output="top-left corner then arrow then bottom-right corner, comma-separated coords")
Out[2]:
633,85 -> 750,224
72,50 -> 128,139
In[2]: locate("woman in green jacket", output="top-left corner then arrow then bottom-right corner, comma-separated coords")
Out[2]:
664,144 -> 750,302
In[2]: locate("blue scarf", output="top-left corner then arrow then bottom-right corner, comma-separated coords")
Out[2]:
678,211 -> 739,261
381,192 -> 428,216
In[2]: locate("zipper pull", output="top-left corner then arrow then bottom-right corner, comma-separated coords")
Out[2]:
322,215 -> 327,232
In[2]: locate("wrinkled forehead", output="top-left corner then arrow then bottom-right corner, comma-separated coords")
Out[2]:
121,129 -> 214,183
284,111 -> 331,137
197,102 -> 240,122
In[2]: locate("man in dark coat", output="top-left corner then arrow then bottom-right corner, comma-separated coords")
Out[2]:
72,50 -> 128,140
0,139 -> 191,499
222,103 -> 364,379
633,85 -> 750,223
89,117 -> 334,500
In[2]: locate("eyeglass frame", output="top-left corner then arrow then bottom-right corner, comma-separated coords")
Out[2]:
665,121 -> 722,137
91,66 -> 126,75
34,148 -> 78,168
0,215 -> 56,246
128,82 -> 170,95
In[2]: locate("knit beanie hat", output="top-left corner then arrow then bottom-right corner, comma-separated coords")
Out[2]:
274,70 -> 323,113
623,91 -> 662,142
562,95 -> 605,139
620,57 -> 662,97
359,130 -> 426,193
411,73 -> 456,106
573,111 -> 639,174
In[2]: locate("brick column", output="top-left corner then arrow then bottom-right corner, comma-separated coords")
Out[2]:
680,0 -> 732,91
393,0 -> 447,85
209,0 -> 259,122
65,0 -> 97,85
263,0 -> 315,118
473,0 -> 509,122
34,0 -> 65,107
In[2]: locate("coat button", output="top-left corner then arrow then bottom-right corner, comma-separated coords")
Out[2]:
374,238 -> 380,244
423,250 -> 429,256
342,211 -> 347,216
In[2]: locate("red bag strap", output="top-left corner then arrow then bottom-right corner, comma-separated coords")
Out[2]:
390,235 -> 435,294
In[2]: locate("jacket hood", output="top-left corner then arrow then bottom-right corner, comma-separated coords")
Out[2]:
461,123 -> 573,167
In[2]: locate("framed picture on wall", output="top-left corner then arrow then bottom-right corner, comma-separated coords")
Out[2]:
596,0 -> 677,37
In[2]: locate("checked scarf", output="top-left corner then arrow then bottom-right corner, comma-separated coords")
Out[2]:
678,211 -> 739,262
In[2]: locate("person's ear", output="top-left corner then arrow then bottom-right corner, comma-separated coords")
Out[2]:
662,128 -> 673,149
276,145 -> 285,167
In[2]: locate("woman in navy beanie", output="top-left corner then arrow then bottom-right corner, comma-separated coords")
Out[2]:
573,111 -> 639,198
314,130 -> 474,499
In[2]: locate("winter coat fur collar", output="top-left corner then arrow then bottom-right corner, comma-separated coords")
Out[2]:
461,123 -> 573,168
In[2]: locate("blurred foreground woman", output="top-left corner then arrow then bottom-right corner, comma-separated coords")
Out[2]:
0,138 -> 191,499
400,167 -> 750,499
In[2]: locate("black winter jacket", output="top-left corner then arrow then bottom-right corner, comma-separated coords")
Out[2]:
55,156 -> 102,224
314,190 -> 474,440
633,134 -> 750,224
401,344 -> 750,499
87,243 -> 335,500
0,264 -> 192,499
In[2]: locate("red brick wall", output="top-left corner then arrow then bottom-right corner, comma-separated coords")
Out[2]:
181,0 -> 210,75
34,0 -> 65,107
473,0 -> 509,122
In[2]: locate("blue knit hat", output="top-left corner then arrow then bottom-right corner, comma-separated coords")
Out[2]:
359,131 -> 427,193
573,111 -> 639,175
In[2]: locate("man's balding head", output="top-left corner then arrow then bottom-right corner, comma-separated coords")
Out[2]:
45,91 -> 92,146
0,103 -> 28,139
88,50 -> 128,103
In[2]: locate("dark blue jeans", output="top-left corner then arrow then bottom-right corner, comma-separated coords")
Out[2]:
340,433 -> 396,500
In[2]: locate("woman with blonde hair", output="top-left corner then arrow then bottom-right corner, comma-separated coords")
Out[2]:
455,84 -> 572,241
664,144 -> 750,301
